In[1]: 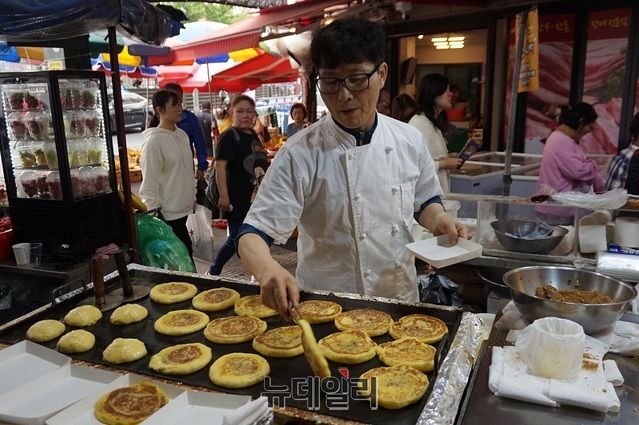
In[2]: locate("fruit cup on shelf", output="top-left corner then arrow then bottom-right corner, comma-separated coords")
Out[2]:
79,166 -> 96,197
16,142 -> 36,168
81,81 -> 99,108
69,111 -> 87,138
25,110 -> 50,139
36,173 -> 49,196
60,81 -> 83,109
87,138 -> 103,164
47,171 -> 62,200
85,109 -> 101,137
24,92 -> 44,110
32,143 -> 47,167
8,112 -> 27,140
19,170 -> 39,198
94,166 -> 110,193
43,141 -> 58,169
8,91 -> 25,110
70,168 -> 83,199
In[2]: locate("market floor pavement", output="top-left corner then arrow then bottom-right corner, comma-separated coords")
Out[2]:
193,223 -> 298,282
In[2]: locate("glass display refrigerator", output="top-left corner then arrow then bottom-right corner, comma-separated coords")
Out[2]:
0,70 -> 121,260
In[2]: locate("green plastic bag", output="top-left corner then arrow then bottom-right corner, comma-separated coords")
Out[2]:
136,215 -> 196,273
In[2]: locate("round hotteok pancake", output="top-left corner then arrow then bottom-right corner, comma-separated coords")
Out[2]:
57,329 -> 95,354
204,316 -> 267,344
297,300 -> 342,324
360,364 -> 429,410
376,337 -> 436,372
192,287 -> 240,312
334,308 -> 393,337
209,353 -> 270,389
234,295 -> 278,318
252,325 -> 303,358
26,320 -> 66,342
64,305 -> 102,327
103,338 -> 147,365
94,381 -> 169,425
154,310 -> 210,336
389,314 -> 448,344
149,343 -> 212,375
110,304 -> 149,325
318,329 -> 377,364
150,282 -> 197,304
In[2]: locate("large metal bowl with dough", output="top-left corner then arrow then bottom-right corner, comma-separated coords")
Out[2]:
503,266 -> 637,335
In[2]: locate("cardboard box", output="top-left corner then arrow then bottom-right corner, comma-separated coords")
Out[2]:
116,169 -> 142,184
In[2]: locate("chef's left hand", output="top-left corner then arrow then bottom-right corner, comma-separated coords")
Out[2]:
432,212 -> 468,245
196,169 -> 205,180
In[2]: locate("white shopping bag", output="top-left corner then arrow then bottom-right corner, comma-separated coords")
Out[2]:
186,204 -> 214,261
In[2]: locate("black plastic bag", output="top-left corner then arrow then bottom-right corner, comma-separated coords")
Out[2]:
417,273 -> 463,307
196,178 -> 207,206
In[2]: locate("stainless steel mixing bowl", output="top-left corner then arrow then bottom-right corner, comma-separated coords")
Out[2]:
503,266 -> 637,334
491,220 -> 569,254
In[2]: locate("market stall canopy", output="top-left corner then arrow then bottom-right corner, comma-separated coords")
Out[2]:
157,52 -> 299,94
88,32 -> 171,58
91,58 -> 158,79
146,0 -> 348,66
0,0 -> 179,46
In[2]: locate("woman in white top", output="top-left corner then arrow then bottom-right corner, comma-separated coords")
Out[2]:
140,90 -> 196,264
410,73 -> 462,192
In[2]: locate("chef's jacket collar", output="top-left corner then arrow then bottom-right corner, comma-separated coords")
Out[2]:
332,113 -> 378,146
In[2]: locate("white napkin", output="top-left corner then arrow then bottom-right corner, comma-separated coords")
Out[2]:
603,359 -> 624,386
489,345 -> 621,412
222,397 -> 270,425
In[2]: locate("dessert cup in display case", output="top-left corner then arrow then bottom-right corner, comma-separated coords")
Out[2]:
7,112 -> 27,140
47,171 -> 62,200
43,141 -> 58,169
19,171 -> 38,198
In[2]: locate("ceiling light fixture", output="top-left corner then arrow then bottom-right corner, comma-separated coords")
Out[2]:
417,34 -> 424,40
430,35 -> 465,50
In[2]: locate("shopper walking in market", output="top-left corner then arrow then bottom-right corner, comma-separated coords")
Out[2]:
236,18 -> 468,321
285,102 -> 308,137
139,89 -> 196,265
606,112 -> 639,191
207,94 -> 264,276
412,73 -> 463,193
163,82 -> 208,179
536,102 -> 604,223
196,101 -> 214,158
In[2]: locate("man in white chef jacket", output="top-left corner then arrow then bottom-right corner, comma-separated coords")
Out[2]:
237,18 -> 468,321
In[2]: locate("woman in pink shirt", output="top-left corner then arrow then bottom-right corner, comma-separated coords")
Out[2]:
536,102 -> 604,223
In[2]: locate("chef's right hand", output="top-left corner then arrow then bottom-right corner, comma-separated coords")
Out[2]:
258,263 -> 300,322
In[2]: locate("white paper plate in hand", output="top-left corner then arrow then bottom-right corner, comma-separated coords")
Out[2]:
406,234 -> 482,269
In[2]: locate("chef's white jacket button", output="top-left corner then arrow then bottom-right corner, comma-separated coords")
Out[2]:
364,269 -> 371,277
385,146 -> 393,154
354,193 -> 361,201
394,261 -> 402,268
360,233 -> 367,240
391,187 -> 399,194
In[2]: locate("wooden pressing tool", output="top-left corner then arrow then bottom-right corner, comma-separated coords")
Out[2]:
114,250 -> 149,302
79,256 -> 123,311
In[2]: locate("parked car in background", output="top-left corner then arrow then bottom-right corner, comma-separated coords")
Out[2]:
108,91 -> 152,132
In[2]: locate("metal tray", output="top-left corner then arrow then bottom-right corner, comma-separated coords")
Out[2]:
0,265 -> 466,425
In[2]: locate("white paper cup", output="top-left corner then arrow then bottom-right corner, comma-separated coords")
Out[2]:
12,242 -> 30,266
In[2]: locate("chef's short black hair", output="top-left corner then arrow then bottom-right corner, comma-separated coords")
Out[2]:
559,102 -> 598,130
310,18 -> 385,71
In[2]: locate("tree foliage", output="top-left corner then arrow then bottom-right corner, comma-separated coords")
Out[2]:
154,2 -> 248,24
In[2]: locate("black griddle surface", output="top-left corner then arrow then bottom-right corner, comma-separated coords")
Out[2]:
0,269 -> 463,425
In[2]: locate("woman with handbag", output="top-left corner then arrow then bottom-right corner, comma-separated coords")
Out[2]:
207,95 -> 265,275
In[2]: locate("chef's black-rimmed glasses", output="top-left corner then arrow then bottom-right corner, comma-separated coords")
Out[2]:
316,64 -> 381,94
